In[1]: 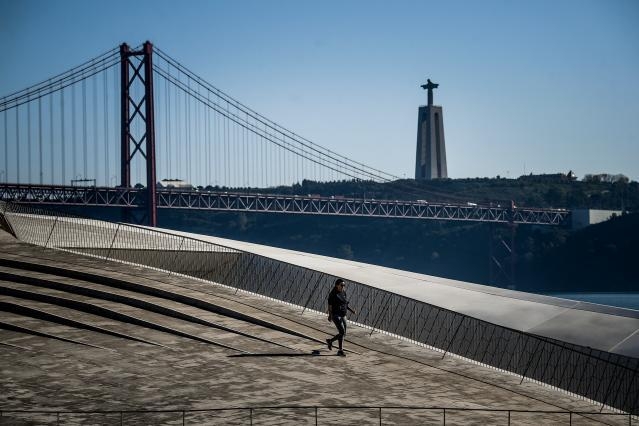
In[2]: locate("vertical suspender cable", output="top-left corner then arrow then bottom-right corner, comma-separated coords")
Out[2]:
82,80 -> 87,179
186,75 -> 191,185
27,101 -> 32,183
236,113 -> 240,187
259,127 -> 263,188
198,85 -> 202,185
38,97 -> 43,184
49,91 -> 54,183
195,86 -> 198,187
216,100 -> 220,186
176,72 -> 181,181
224,101 -> 229,187
279,131 -> 283,186
233,113 -> 237,188
198,89 -> 203,186
165,66 -> 170,180
114,64 -> 118,185
3,110 -> 7,183
104,69 -> 109,185
265,122 -> 269,187
61,87 -> 65,185
239,110 -> 243,188
15,105 -> 20,183
93,75 -> 98,183
244,111 -> 248,189
230,107 -> 234,187
72,83 -> 76,180
206,91 -> 210,186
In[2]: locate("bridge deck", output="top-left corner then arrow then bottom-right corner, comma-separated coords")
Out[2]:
0,184 -> 571,225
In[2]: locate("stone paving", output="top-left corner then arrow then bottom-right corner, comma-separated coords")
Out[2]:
0,231 -> 631,425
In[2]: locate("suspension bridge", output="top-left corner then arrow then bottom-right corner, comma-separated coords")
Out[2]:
0,41 -> 570,226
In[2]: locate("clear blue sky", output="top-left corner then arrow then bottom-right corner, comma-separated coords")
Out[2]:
1,0 -> 638,181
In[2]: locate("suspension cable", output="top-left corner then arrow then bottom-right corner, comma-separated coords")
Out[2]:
153,65 -> 383,182
0,59 -> 119,113
153,48 -> 399,182
0,47 -> 118,102
154,67 -> 365,182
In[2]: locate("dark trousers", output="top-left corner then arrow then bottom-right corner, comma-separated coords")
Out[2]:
330,315 -> 347,350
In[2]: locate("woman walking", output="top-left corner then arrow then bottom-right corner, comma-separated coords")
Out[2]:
327,278 -> 356,356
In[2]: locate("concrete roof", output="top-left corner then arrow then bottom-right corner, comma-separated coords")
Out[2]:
150,226 -> 639,358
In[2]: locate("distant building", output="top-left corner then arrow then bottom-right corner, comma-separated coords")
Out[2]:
157,179 -> 192,189
572,209 -> 622,230
415,79 -> 447,180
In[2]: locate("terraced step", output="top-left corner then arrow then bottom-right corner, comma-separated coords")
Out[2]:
0,256 -> 327,345
0,282 -> 252,353
0,314 -> 111,351
0,266 -> 297,351
0,299 -> 166,347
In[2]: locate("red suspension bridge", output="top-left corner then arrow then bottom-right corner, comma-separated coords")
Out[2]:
0,41 -> 570,227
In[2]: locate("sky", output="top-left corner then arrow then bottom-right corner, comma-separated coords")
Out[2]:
1,0 -> 638,182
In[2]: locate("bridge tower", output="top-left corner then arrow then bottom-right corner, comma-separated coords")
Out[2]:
415,79 -> 447,180
120,41 -> 157,226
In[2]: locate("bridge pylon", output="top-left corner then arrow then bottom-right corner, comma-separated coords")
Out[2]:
120,41 -> 157,226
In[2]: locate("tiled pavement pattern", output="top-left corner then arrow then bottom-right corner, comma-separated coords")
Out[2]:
0,231 -> 631,425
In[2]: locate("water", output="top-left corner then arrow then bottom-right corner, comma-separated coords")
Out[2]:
543,292 -> 639,311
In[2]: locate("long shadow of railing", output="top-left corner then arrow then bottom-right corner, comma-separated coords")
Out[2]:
0,201 -> 637,415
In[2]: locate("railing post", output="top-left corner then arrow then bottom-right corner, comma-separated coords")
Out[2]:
43,216 -> 59,249
106,223 -> 121,261
249,408 -> 253,426
182,410 -> 185,425
302,276 -> 323,315
508,410 -> 511,425
569,411 -> 572,425
442,316 -> 466,359
120,411 -> 123,425
443,408 -> 446,425
57,412 -> 60,425
168,236 -> 185,276
379,407 -> 382,425
315,406 -> 318,426
519,338 -> 542,385
369,292 -> 392,336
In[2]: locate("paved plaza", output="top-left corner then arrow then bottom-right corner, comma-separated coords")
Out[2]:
0,231 -> 630,425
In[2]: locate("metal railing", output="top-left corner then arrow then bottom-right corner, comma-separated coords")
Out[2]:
0,406 -> 634,425
0,201 -> 636,415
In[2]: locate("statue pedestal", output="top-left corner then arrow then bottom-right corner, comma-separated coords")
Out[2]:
415,104 -> 447,180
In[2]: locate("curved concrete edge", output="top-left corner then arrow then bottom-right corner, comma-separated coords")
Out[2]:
135,226 -> 639,358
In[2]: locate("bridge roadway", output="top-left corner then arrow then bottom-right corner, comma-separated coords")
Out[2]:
0,183 -> 570,225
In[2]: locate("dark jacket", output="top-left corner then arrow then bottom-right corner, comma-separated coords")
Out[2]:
328,288 -> 349,316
